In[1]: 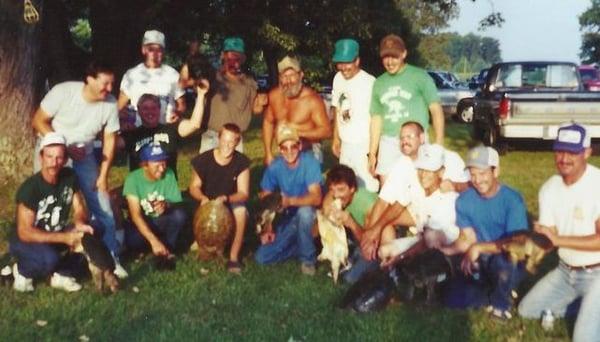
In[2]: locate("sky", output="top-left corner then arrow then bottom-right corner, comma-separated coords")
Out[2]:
447,0 -> 592,63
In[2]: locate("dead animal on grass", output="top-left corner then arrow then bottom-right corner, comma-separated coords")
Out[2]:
316,210 -> 349,284
500,231 -> 553,273
73,233 -> 119,293
398,249 -> 453,306
339,269 -> 395,313
255,192 -> 283,235
193,200 -> 234,261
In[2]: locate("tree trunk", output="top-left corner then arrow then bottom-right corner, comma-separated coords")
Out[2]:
0,0 -> 45,189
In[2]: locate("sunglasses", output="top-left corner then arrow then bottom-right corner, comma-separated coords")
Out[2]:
280,143 -> 300,152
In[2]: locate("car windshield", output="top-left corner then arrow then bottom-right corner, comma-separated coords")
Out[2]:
579,68 -> 598,82
494,64 -> 579,89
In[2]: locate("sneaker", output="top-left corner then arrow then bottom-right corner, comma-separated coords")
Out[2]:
113,260 -> 129,279
50,273 -> 81,292
12,264 -> 34,292
300,263 -> 316,276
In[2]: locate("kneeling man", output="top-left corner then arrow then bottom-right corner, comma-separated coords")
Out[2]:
255,125 -> 323,275
123,143 -> 185,258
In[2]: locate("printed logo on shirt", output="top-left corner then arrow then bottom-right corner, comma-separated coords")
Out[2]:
380,86 -> 413,123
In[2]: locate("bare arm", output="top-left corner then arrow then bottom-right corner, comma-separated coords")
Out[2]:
188,169 -> 209,205
331,109 -> 341,158
368,115 -> 382,175
117,92 -> 130,112
228,168 -> 250,204
262,102 -> 276,165
31,108 -> 54,135
536,219 -> 600,251
178,81 -> 209,137
16,204 -> 90,247
429,102 -> 445,145
125,195 -> 169,256
252,93 -> 268,115
71,191 -> 89,227
440,227 -> 477,255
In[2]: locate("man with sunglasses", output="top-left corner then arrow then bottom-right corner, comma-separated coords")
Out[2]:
118,30 -> 186,127
255,124 -> 323,275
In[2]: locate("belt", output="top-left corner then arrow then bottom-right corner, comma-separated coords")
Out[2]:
560,261 -> 600,271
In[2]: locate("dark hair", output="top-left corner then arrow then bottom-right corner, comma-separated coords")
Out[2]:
401,121 -> 424,133
137,93 -> 161,108
326,164 -> 357,189
188,54 -> 212,81
220,123 -> 242,137
84,60 -> 114,82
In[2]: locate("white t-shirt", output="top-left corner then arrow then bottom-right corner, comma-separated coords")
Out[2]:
40,81 -> 119,152
539,164 -> 600,266
332,69 -> 375,144
417,190 -> 460,243
120,63 -> 185,124
443,149 -> 470,183
379,154 -> 422,205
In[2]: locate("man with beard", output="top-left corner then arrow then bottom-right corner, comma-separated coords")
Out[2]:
32,61 -> 128,279
262,54 -> 331,165
118,30 -> 186,126
189,123 -> 251,274
199,37 -> 266,153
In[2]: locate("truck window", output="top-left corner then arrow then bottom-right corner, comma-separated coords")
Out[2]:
495,64 -> 578,89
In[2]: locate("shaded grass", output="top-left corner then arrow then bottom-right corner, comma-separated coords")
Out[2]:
2,119 -> 597,340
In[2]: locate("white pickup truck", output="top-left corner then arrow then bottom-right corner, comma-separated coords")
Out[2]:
471,61 -> 600,151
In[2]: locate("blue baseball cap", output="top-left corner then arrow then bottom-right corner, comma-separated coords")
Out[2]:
223,37 -> 245,54
140,143 -> 168,162
553,123 -> 590,153
332,39 -> 359,63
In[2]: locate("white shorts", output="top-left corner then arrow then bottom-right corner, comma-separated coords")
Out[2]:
340,140 -> 379,192
375,135 -> 403,177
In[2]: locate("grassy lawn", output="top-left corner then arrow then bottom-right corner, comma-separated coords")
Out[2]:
1,119 -> 597,341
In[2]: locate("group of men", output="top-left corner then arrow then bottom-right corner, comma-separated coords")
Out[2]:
9,28 -> 600,339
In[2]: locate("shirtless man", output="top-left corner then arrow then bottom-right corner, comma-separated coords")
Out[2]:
262,55 -> 331,165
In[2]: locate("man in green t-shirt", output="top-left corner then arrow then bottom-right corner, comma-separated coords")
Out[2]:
10,132 -> 94,292
123,143 -> 185,260
368,34 -> 444,185
322,164 -> 379,283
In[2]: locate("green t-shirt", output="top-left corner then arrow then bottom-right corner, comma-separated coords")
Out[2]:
16,168 -> 79,232
346,187 -> 377,228
370,64 -> 439,137
123,168 -> 182,218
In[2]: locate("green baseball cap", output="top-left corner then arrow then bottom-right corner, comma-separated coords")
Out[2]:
332,39 -> 359,63
223,37 -> 245,54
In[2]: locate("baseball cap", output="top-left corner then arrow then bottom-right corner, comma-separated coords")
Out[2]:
140,143 -> 168,162
414,144 -> 444,171
553,123 -> 590,153
40,132 -> 66,149
466,145 -> 499,169
276,124 -> 300,145
143,30 -> 165,48
332,39 -> 359,63
277,55 -> 301,73
223,37 -> 245,54
379,34 -> 406,58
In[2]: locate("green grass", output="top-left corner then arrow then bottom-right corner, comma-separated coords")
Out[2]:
2,119 -> 598,341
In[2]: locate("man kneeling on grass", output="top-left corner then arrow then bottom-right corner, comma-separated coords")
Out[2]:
255,124 -> 323,275
10,133 -> 94,292
123,143 -> 185,265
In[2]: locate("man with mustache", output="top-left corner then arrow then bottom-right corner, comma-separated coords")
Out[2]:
262,54 -> 332,165
32,61 -> 128,279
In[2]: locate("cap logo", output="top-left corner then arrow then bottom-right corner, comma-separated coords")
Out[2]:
151,146 -> 164,156
557,130 -> 582,144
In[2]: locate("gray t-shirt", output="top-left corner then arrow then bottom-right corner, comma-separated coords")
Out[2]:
41,81 -> 120,152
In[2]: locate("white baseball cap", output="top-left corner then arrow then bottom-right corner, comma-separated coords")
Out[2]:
143,30 -> 165,48
40,132 -> 66,149
414,144 -> 445,171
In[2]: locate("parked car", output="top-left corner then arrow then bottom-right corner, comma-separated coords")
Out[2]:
578,65 -> 600,91
428,71 -> 475,119
468,68 -> 489,90
471,61 -> 600,153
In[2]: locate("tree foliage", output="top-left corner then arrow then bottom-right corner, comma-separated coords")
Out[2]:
580,0 -> 600,64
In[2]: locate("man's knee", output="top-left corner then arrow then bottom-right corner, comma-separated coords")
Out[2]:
169,207 -> 188,226
296,206 -> 316,226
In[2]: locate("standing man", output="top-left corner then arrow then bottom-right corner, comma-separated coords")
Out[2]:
10,133 -> 94,292
32,61 -> 128,278
262,54 -> 332,165
189,123 -> 251,274
118,30 -> 186,126
519,123 -> 600,341
255,125 -> 323,275
368,34 -> 444,185
123,143 -> 186,259
443,145 -> 528,320
199,37 -> 265,153
330,38 -> 379,192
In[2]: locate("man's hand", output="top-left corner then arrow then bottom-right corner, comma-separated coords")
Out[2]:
95,176 -> 108,192
533,222 -> 558,246
331,138 -> 341,158
368,153 -> 378,176
360,227 -> 382,261
215,195 -> 228,205
67,144 -> 87,161
264,153 -> 274,166
260,230 -> 276,245
150,239 -> 170,257
461,245 -> 481,275
152,200 -> 168,216
195,78 -> 210,95
281,195 -> 294,208
65,231 -> 85,249
73,223 -> 94,235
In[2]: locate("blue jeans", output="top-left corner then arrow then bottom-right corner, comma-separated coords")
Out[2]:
72,153 -> 119,255
519,263 -> 600,342
255,206 -> 316,266
444,254 -> 525,311
343,247 -> 380,285
125,207 -> 186,253
9,237 -> 80,279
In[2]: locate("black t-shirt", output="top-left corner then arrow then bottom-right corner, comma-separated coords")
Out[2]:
16,168 -> 79,232
190,150 -> 250,199
122,123 -> 181,174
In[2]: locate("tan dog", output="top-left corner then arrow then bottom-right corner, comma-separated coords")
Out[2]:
317,209 -> 349,284
500,232 -> 553,273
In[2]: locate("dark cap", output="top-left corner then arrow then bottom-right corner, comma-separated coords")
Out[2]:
379,34 -> 406,58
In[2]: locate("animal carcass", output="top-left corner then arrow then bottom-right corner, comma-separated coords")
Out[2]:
317,210 -> 349,284
73,233 -> 119,294
193,200 -> 234,261
255,192 -> 283,235
500,231 -> 553,273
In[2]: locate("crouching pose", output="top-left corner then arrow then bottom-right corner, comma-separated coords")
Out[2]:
10,133 -> 94,292
519,123 -> 600,341
123,143 -> 185,261
255,125 -> 323,275
443,145 -> 528,321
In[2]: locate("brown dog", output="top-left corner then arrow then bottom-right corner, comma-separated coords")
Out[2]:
73,233 -> 119,294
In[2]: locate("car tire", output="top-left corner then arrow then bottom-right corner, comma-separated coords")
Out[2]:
457,104 -> 474,123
